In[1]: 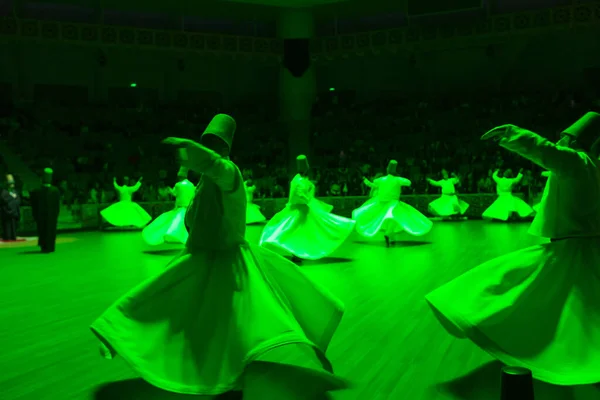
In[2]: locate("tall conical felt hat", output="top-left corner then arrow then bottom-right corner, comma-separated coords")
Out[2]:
177,166 -> 189,178
43,168 -> 53,184
296,155 -> 309,173
562,112 -> 600,152
387,160 -> 398,175
201,114 -> 236,152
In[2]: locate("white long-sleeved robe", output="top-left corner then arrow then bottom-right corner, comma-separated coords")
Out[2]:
100,180 -> 152,228
482,170 -> 534,220
427,177 -> 469,217
259,173 -> 355,260
142,178 -> 196,245
426,127 -> 600,385
116,180 -> 141,202
352,174 -> 433,238
172,179 -> 195,208
91,141 -> 347,395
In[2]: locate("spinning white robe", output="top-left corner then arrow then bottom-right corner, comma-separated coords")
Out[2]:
142,179 -> 195,245
482,171 -> 534,220
260,174 -> 356,260
91,142 -> 347,395
245,184 -> 266,224
427,177 -> 469,217
100,181 -> 152,228
426,127 -> 600,385
352,175 -> 433,238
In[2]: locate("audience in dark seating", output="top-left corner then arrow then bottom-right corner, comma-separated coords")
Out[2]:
2,86 -> 595,215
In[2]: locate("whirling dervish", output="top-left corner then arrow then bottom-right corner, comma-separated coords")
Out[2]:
426,169 -> 469,220
353,160 -> 433,247
142,166 -> 195,246
100,176 -> 151,229
90,115 -> 348,400
481,168 -> 534,221
260,155 -> 356,263
532,170 -> 551,212
426,112 -> 600,385
244,179 -> 266,225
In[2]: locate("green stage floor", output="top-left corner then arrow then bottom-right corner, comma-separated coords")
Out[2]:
1,221 -> 597,400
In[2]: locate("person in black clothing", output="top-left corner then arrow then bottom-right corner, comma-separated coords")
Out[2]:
0,174 -> 21,241
31,168 -> 60,253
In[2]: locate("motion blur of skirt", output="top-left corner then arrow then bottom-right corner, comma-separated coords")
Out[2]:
246,203 -> 266,225
426,237 -> 600,385
260,199 -> 355,260
428,194 -> 469,217
142,207 -> 188,245
90,241 -> 348,395
100,201 -> 152,228
482,193 -> 534,221
352,198 -> 433,238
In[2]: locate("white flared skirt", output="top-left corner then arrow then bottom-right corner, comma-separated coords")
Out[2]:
428,194 -> 469,217
352,198 -> 433,238
259,200 -> 355,260
91,242 -> 347,394
142,207 -> 188,246
246,203 -> 266,225
100,201 -> 152,228
482,194 -> 534,221
426,237 -> 600,385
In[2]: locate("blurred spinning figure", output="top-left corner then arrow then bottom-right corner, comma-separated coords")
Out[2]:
482,168 -> 534,221
427,112 -> 600,385
142,166 -> 194,246
91,115 -> 348,399
100,176 -> 151,228
353,160 -> 433,247
427,169 -> 469,220
260,155 -> 356,262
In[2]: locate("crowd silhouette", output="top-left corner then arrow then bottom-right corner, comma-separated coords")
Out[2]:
1,85 -> 595,214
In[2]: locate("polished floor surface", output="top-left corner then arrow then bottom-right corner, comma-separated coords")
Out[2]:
1,221 -> 598,400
